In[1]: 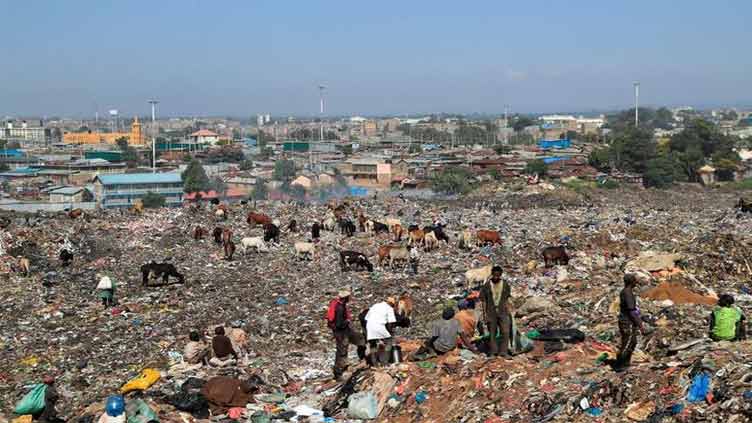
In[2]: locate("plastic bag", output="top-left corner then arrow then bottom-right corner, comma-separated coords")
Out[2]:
687,372 -> 711,403
347,391 -> 378,419
120,369 -> 161,394
125,398 -> 159,423
14,384 -> 47,415
167,392 -> 208,419
97,276 -> 113,290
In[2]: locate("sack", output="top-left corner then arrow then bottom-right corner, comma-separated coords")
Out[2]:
97,276 -> 113,290
14,384 -> 47,415
120,368 -> 161,394
168,392 -> 208,419
347,391 -> 378,419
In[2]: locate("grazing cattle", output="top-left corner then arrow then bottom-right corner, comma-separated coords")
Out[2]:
377,245 -> 398,266
68,209 -> 84,219
372,221 -> 390,234
424,231 -> 439,251
322,216 -> 336,231
215,208 -> 227,220
224,239 -> 236,261
210,198 -> 220,206
222,228 -> 233,245
193,226 -> 207,240
737,198 -> 752,213
212,227 -> 223,244
384,218 -> 401,232
247,212 -> 272,226
365,220 -> 375,234
339,219 -> 356,237
459,230 -> 475,249
240,200 -> 249,206
12,257 -> 30,276
465,264 -> 493,287
294,242 -> 316,260
59,249 -> 73,267
392,224 -> 406,242
132,202 -> 144,215
542,246 -> 570,267
263,223 -> 280,243
141,261 -> 185,286
339,250 -> 374,272
389,247 -> 411,268
311,222 -> 321,240
241,237 -> 268,254
424,225 -> 449,243
476,230 -> 502,246
287,219 -> 298,233
408,229 -> 425,247
357,214 -> 367,232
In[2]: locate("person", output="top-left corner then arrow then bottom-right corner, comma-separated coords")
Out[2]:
413,308 -> 477,360
210,326 -> 238,367
96,274 -> 116,308
454,300 -> 478,346
480,266 -> 511,358
613,273 -> 643,371
365,297 -> 398,366
709,294 -> 746,342
311,222 -> 321,242
328,290 -> 366,380
184,330 -> 210,365
32,376 -> 62,422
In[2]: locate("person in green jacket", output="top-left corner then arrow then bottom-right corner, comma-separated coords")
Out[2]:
97,274 -> 116,308
709,294 -> 746,341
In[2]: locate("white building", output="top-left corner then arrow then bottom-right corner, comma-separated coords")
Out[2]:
189,129 -> 220,145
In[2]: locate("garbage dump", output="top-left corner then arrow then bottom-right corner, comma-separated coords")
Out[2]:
2,185 -> 752,421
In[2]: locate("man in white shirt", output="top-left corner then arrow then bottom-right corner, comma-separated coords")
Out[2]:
364,297 -> 397,366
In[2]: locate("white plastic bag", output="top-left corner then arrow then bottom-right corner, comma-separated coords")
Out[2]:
96,276 -> 113,290
347,391 -> 378,419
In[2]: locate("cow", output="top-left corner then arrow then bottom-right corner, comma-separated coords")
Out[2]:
68,209 -> 84,219
322,216 -> 336,231
338,219 -> 356,237
294,242 -> 316,260
377,245 -> 397,266
542,246 -> 570,267
263,223 -> 280,243
212,227 -> 223,244
339,250 -> 374,272
215,208 -> 227,220
389,247 -> 411,268
424,231 -> 439,251
459,230 -> 475,249
365,220 -> 375,234
141,261 -> 185,286
193,226 -> 207,240
392,224 -> 406,242
222,228 -> 233,245
311,222 -> 321,240
384,218 -> 401,231
210,198 -> 220,206
737,198 -> 752,214
372,221 -> 390,234
241,237 -> 268,254
423,225 -> 449,243
132,202 -> 144,215
357,213 -> 367,232
287,219 -> 298,233
247,212 -> 272,226
408,229 -> 425,247
408,224 -> 419,232
59,249 -> 73,267
12,257 -> 30,276
476,230 -> 502,246
224,238 -> 236,261
465,264 -> 493,287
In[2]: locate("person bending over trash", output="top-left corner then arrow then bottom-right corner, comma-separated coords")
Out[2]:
364,297 -> 398,366
709,293 -> 746,342
95,274 -> 116,308
35,376 -> 62,423
480,266 -> 512,358
184,330 -> 210,365
210,326 -> 238,367
412,307 -> 477,360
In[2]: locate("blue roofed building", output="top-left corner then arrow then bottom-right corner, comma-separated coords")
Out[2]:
92,172 -> 184,208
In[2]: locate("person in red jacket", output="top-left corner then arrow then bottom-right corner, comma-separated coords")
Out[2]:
329,290 -> 366,380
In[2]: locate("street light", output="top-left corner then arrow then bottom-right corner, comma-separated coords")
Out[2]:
148,100 -> 159,172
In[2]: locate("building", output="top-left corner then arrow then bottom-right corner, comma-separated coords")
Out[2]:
92,172 -> 183,208
189,129 -> 220,145
49,186 -> 87,203
63,117 -> 145,145
290,175 -> 313,190
3,121 -> 49,145
576,117 -> 605,135
338,158 -> 408,189
361,121 -> 378,137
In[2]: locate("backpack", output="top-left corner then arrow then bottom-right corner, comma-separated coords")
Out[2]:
326,299 -> 350,329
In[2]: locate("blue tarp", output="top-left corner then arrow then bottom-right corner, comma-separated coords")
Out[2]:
0,149 -> 23,158
538,139 -> 571,149
542,157 -> 566,164
349,186 -> 368,197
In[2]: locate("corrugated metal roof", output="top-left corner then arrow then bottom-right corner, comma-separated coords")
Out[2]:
95,172 -> 182,185
50,187 -> 84,195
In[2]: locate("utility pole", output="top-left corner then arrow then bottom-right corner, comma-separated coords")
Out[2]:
633,82 -> 640,127
317,85 -> 326,171
504,105 -> 509,145
148,100 -> 159,173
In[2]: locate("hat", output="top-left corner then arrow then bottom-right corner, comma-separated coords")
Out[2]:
43,375 -> 55,385
338,289 -> 351,299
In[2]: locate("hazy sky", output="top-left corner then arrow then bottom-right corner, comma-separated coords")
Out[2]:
1,0 -> 750,117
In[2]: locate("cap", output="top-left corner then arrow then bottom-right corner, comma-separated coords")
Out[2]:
338,289 -> 351,299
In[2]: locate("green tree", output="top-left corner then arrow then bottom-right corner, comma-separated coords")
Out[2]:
669,119 -> 740,181
141,191 -> 166,208
432,167 -> 473,195
524,159 -> 547,176
333,168 -> 348,188
181,159 -> 210,193
609,127 -> 656,173
250,177 -> 268,201
338,144 -> 353,155
512,116 -> 536,132
408,143 -> 422,153
0,161 -> 9,172
643,156 -> 681,188
289,184 -> 306,200
209,176 -> 227,197
272,159 -> 296,182
239,160 -> 254,171
493,145 -> 512,155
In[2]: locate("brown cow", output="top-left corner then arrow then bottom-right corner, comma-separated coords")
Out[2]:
247,212 -> 272,226
193,226 -> 207,240
68,208 -> 84,219
222,228 -> 233,245
408,229 -> 425,247
212,227 -> 223,244
377,244 -> 401,266
357,213 -> 367,233
392,224 -> 406,242
476,230 -> 502,246
224,239 -> 236,261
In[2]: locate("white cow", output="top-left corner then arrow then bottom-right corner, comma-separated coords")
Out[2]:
465,264 -> 493,287
294,242 -> 316,260
240,237 -> 268,254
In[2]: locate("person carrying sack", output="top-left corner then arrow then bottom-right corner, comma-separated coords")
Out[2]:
96,274 -> 116,308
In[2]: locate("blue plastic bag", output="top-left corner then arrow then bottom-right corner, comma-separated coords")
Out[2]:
687,372 -> 711,403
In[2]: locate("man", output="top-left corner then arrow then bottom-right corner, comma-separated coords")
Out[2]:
210,326 -> 238,367
480,266 -> 512,358
32,376 -> 62,422
614,273 -> 643,371
184,330 -> 210,365
454,300 -> 479,346
365,297 -> 398,366
413,308 -> 477,360
328,290 -> 366,380
709,294 -> 746,342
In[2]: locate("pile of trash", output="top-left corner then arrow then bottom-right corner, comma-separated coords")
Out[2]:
2,185 -> 752,421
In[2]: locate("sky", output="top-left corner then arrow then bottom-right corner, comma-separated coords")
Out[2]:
1,0 -> 750,117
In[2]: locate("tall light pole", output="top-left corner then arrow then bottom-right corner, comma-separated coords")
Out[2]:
148,100 -> 159,173
633,82 -> 640,127
316,85 -> 326,169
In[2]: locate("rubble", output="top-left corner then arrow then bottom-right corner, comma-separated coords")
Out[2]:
2,186 -> 752,421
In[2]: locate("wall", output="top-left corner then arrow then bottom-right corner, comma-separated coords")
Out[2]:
0,200 -> 96,212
